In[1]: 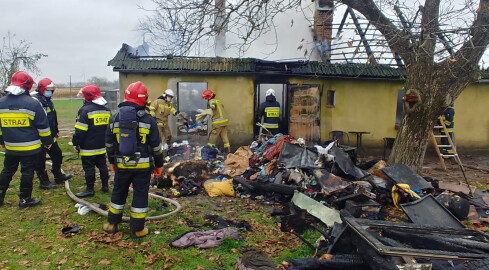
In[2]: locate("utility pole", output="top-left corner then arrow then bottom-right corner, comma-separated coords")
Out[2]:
69,75 -> 72,106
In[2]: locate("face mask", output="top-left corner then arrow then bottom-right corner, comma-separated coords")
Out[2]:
166,96 -> 172,102
44,91 -> 53,98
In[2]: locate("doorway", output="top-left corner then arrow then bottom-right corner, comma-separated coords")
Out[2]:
255,84 -> 287,136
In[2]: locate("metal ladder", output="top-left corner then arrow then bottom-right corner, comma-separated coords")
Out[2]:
430,116 -> 472,194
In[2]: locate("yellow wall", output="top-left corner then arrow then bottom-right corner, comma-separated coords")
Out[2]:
454,82 -> 489,149
118,73 -> 255,146
118,72 -> 489,150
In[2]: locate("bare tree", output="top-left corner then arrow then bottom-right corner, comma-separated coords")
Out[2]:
0,32 -> 46,89
139,0 -> 489,171
138,0 -> 303,56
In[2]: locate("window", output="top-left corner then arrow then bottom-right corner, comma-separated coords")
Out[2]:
177,82 -> 208,135
326,90 -> 335,107
395,90 -> 405,129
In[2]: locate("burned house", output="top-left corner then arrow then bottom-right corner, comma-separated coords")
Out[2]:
108,43 -> 489,152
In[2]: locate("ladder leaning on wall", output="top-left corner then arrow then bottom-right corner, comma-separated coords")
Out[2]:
430,116 -> 472,194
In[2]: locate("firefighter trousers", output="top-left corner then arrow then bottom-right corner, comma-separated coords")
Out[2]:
108,170 -> 151,232
208,125 -> 230,149
157,122 -> 171,144
81,154 -> 109,188
34,141 -> 63,174
0,154 -> 36,199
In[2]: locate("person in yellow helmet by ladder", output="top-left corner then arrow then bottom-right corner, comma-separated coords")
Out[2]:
201,89 -> 231,153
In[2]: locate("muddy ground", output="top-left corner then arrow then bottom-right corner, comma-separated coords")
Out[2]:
420,153 -> 489,188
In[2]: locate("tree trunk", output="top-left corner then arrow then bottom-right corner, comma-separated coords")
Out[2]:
388,67 -> 448,172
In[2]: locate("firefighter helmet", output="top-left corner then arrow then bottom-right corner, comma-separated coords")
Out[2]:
266,89 -> 275,96
37,78 -> 56,95
164,89 -> 175,98
78,84 -> 107,105
11,71 -> 34,91
124,81 -> 148,106
202,89 -> 214,100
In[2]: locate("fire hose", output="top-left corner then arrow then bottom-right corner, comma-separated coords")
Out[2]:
65,179 -> 181,221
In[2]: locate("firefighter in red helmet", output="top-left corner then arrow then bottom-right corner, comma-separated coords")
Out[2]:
31,78 -> 72,189
0,71 -> 53,208
104,81 -> 164,239
201,89 -> 231,153
72,84 -> 111,197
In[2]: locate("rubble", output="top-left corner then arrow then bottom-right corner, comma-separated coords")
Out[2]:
157,135 -> 489,269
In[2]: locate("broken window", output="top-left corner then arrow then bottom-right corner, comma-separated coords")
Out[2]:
326,90 -> 335,107
177,82 -> 208,136
395,90 -> 404,129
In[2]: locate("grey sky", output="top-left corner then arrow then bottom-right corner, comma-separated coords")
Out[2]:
0,0 -> 151,85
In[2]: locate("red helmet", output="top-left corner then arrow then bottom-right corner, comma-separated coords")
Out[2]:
202,89 -> 214,100
36,78 -> 56,95
79,84 -> 102,102
11,71 -> 34,91
124,81 -> 148,106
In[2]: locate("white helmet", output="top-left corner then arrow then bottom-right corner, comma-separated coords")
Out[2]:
266,89 -> 275,96
164,89 -> 175,97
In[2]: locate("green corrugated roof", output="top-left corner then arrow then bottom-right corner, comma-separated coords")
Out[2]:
108,43 -> 407,79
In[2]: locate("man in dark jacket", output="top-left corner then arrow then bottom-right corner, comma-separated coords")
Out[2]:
103,81 -> 164,239
72,84 -> 111,198
258,89 -> 281,135
441,104 -> 456,155
31,78 -> 72,189
0,71 -> 53,208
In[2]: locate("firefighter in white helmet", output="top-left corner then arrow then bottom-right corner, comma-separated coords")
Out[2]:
149,89 -> 178,145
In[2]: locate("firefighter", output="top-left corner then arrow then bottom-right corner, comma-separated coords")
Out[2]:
201,89 -> 231,153
0,71 -> 53,208
149,89 -> 178,145
31,78 -> 72,188
72,84 -> 111,198
103,81 -> 163,239
441,104 -> 455,155
258,89 -> 281,135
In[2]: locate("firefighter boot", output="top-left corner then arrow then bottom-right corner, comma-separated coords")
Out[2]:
51,165 -> 73,184
102,223 -> 118,234
0,189 -> 6,206
101,179 -> 109,193
19,189 -> 41,209
131,226 -> 151,239
38,170 -> 57,190
225,146 -> 231,154
75,185 -> 94,198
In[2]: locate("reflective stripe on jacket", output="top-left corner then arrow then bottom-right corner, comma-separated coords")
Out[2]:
0,93 -> 53,156
208,98 -> 228,127
72,102 -> 111,156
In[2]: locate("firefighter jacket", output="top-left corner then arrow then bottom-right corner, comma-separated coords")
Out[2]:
31,92 -> 59,136
73,102 -> 111,156
0,93 -> 53,156
106,101 -> 164,170
258,95 -> 280,129
149,96 -> 177,126
442,105 -> 455,132
208,98 -> 228,127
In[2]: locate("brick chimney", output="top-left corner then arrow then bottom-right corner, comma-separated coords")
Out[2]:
314,0 -> 334,62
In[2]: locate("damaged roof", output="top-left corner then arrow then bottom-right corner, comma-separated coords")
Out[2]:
108,43 -> 407,79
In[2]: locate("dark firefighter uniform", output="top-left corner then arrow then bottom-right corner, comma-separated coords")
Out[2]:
73,103 -> 111,195
105,101 -> 164,235
31,91 -> 72,184
0,87 -> 53,206
441,105 -> 455,155
208,98 -> 230,151
258,94 -> 281,135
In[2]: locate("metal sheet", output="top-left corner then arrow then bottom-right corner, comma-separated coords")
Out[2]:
312,169 -> 351,195
400,194 -> 465,229
382,164 -> 432,190
343,216 -> 489,260
331,146 -> 367,180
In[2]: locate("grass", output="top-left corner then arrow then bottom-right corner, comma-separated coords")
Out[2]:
52,99 -> 83,130
0,137 -> 318,269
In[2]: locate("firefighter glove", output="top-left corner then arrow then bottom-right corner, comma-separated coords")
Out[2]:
153,167 -> 162,177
